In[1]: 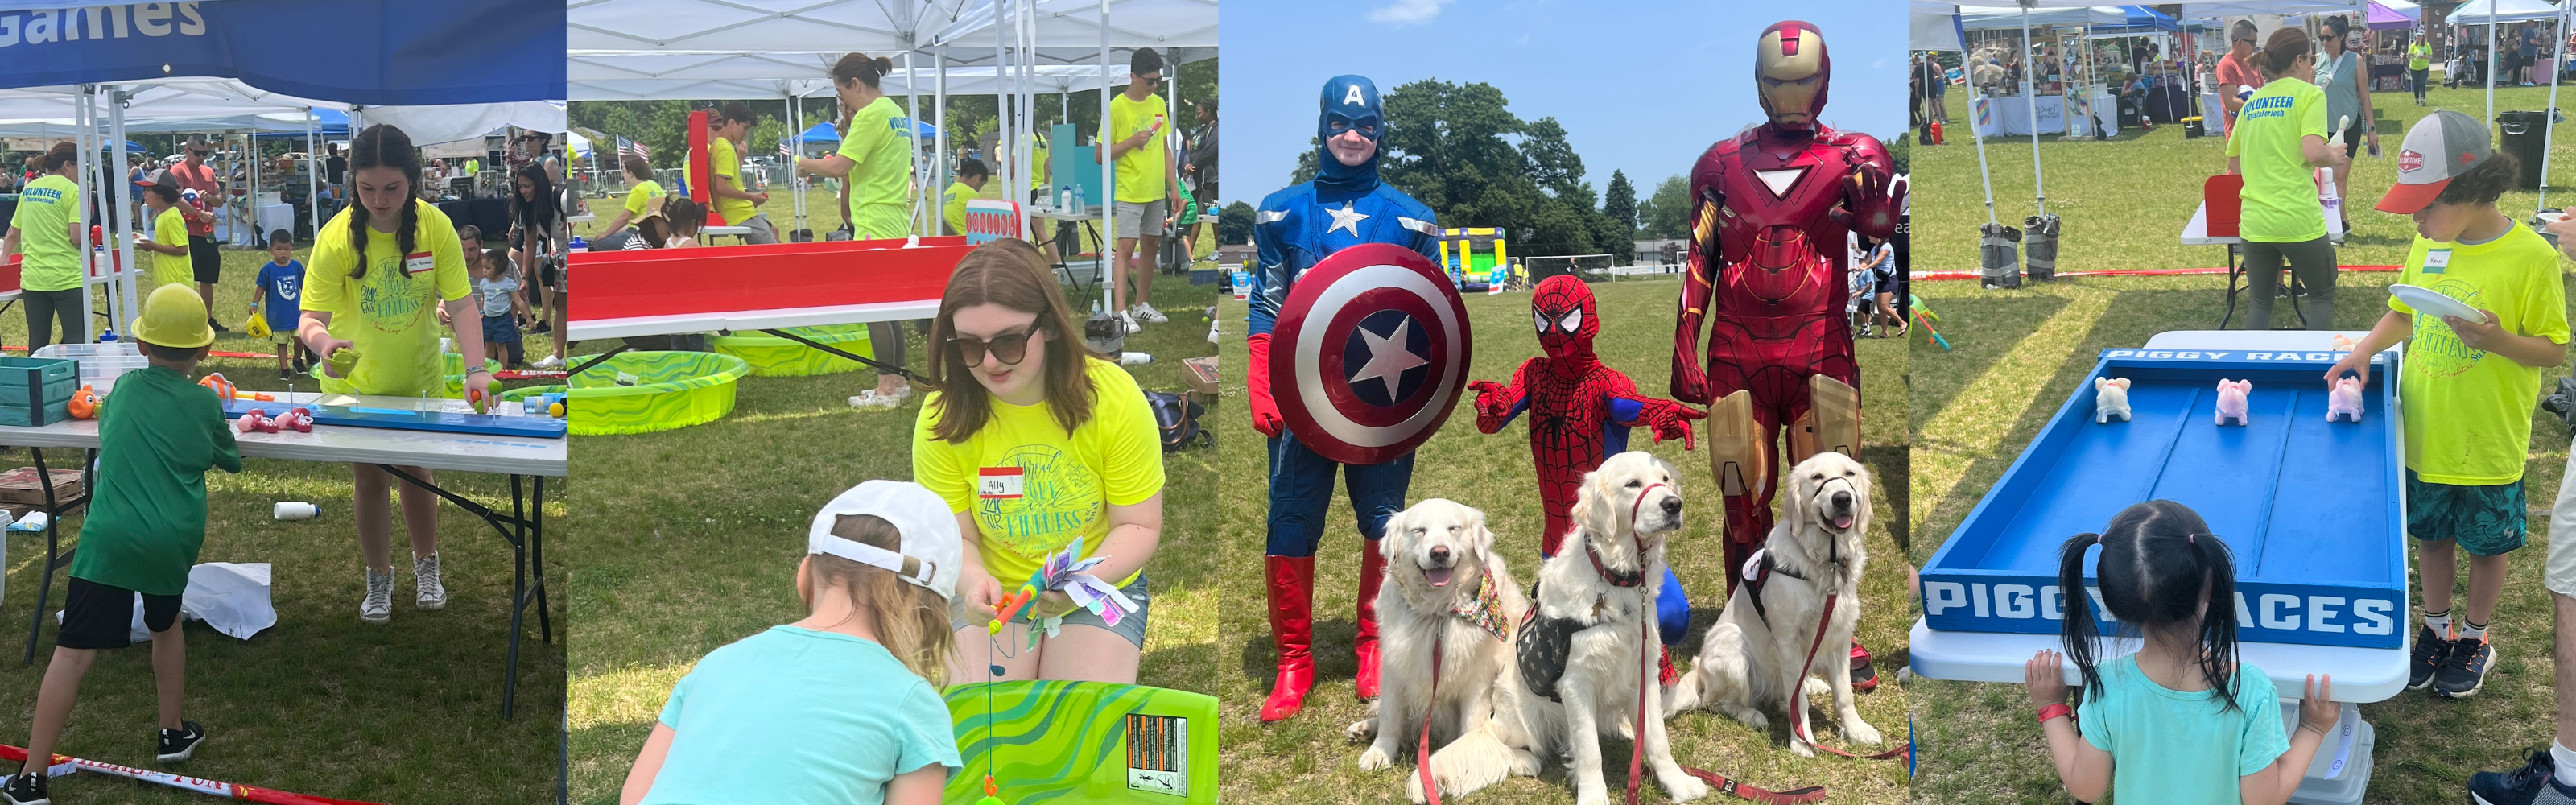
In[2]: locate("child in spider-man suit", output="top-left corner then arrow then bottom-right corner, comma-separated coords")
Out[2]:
1246,74 -> 1443,722
1469,275 -> 1704,687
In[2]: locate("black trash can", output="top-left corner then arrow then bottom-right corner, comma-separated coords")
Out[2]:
2498,110 -> 2550,189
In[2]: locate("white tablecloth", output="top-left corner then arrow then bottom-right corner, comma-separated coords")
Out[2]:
2065,92 -> 2119,137
1973,95 -> 2064,137
252,203 -> 294,243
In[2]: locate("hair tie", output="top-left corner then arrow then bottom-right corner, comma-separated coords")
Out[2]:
2188,533 -> 2197,544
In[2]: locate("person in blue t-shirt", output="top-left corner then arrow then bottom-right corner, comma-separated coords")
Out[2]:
250,229 -> 310,380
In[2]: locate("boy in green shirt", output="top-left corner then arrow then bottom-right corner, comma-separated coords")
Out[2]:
2334,110 -> 2573,700
940,159 -> 989,237
4,285 -> 242,805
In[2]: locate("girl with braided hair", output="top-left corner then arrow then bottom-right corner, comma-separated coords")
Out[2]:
295,123 -> 489,625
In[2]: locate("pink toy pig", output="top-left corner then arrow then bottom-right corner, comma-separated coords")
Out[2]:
2215,379 -> 2252,426
2331,333 -> 2359,352
233,409 -> 280,435
2327,377 -> 2364,423
276,407 -> 315,433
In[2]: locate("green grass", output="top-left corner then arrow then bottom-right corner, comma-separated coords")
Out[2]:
1911,85 -> 2576,803
1214,278 -> 1912,804
0,246 -> 564,804
560,246 -> 1221,804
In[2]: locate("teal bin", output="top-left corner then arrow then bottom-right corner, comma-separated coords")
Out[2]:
0,357 -> 80,427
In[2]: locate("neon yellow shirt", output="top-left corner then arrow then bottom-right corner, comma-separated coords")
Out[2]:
1029,133 -> 1050,192
1106,92 -> 1170,204
623,180 -> 664,218
300,200 -> 471,398
2391,223 -> 2572,485
2409,43 -> 2432,72
943,181 -> 976,236
9,175 -> 80,292
151,206 -> 191,289
913,358 -> 1164,589
2223,77 -> 2328,243
708,137 -> 755,227
840,97 -> 910,240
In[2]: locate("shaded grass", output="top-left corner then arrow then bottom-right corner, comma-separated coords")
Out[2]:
0,247 -> 564,804
560,264 -> 1220,804
1911,91 -> 2576,800
1215,279 -> 1912,804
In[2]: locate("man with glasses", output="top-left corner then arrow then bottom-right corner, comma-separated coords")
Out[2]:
166,135 -> 226,332
2218,19 -> 2266,138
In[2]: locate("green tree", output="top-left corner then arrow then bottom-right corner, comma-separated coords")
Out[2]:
1637,174 -> 1690,241
1219,200 -> 1254,246
1602,169 -> 1637,264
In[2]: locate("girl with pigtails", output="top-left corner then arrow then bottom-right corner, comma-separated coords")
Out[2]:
2022,500 -> 2339,805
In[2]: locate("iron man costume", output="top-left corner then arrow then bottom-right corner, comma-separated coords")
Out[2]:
1672,20 -> 1899,597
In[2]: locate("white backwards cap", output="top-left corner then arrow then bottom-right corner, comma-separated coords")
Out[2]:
807,481 -> 963,601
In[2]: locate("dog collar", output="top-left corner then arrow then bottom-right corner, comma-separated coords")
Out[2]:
1449,570 -> 1511,642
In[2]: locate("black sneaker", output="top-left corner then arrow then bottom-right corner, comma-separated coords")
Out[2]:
2472,749 -> 2576,805
208,318 -> 229,333
156,721 -> 205,763
2,770 -> 47,805
2438,634 -> 2497,698
2410,623 -> 2454,690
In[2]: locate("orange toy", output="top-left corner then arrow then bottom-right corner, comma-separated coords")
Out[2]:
199,373 -> 235,401
67,385 -> 97,419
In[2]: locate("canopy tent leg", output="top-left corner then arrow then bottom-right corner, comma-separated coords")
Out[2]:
75,87 -> 95,346
2543,2 -> 2567,213
935,43 -> 948,238
2021,2 -> 2046,216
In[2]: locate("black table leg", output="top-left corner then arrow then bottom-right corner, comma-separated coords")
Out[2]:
20,448 -> 89,666
757,328 -> 914,381
374,464 -> 547,720
2219,243 -> 2244,329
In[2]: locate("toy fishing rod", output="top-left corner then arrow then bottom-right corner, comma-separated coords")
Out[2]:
0,744 -> 387,805
1910,295 -> 1951,351
976,537 -> 1140,805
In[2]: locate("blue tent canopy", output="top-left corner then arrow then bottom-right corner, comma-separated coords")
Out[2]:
2087,6 -> 2179,35
0,0 -> 563,105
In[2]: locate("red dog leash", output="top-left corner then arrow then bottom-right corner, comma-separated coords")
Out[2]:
1419,634 -> 1445,805
1786,589 -> 1906,762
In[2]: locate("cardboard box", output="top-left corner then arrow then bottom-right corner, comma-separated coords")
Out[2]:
0,467 -> 82,506
1181,356 -> 1220,397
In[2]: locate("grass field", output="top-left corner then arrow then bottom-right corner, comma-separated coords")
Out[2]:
1214,277 -> 1913,804
1911,85 -> 2576,804
559,200 -> 1223,805
0,246 -> 565,804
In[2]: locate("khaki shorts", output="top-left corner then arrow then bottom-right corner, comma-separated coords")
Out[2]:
738,213 -> 779,245
2546,440 -> 2576,597
1113,200 -> 1168,238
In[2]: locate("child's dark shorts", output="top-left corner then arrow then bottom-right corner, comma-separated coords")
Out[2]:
482,313 -> 523,345
2408,469 -> 2529,557
59,577 -> 180,650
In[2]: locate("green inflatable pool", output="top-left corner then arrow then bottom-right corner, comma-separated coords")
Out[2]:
708,324 -> 875,377
502,351 -> 749,436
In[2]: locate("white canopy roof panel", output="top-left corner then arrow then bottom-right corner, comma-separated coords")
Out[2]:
1914,2 -> 1966,50
568,63 -> 1129,101
2450,0 -> 2562,23
1959,6 -> 2128,29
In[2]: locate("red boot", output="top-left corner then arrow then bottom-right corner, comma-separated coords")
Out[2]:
1658,645 -> 1679,687
1851,638 -> 1880,693
1261,555 -> 1316,722
1355,543 -> 1386,700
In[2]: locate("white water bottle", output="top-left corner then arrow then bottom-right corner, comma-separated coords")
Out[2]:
274,502 -> 320,520
1121,352 -> 1152,366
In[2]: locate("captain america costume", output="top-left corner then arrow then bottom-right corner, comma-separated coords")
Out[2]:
1248,74 -> 1443,722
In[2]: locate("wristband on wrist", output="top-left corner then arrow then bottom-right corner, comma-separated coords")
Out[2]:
2037,703 -> 2076,725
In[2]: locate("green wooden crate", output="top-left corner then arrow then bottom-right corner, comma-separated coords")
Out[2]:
0,358 -> 78,427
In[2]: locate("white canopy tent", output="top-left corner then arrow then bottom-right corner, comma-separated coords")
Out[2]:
1958,6 -> 2126,29
1915,1 -> 1967,50
349,101 -> 566,147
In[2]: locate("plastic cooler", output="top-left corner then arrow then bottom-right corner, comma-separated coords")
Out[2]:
31,342 -> 147,395
2285,700 -> 2373,805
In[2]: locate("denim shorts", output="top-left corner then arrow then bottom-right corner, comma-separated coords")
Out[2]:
481,313 -> 522,345
953,572 -> 1150,649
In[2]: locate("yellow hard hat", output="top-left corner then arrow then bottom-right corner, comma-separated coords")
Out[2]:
134,284 -> 213,349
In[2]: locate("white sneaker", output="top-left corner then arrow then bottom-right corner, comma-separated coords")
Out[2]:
361,568 -> 394,624
1132,303 -> 1169,324
531,355 -> 565,370
414,552 -> 447,610
1121,312 -> 1141,334
848,387 -> 910,410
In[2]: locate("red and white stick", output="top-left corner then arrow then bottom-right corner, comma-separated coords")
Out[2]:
0,745 -> 387,805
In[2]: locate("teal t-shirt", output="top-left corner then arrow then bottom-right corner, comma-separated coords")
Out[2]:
2075,655 -> 2289,805
643,625 -> 960,805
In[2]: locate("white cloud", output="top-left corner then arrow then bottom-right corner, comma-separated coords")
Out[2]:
1369,0 -> 1454,25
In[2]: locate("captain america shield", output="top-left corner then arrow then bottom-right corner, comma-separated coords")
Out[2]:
1271,242 -> 1472,465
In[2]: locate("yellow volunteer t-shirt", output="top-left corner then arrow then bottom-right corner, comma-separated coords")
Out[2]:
2390,223 -> 2573,485
300,200 -> 472,398
2223,77 -> 2329,243
623,180 -> 664,218
943,181 -> 975,237
2409,43 -> 2432,72
10,175 -> 81,292
708,137 -> 755,227
1106,92 -> 1169,204
151,206 -> 191,289
913,357 -> 1164,589
840,97 -> 910,241
1029,133 -> 1050,192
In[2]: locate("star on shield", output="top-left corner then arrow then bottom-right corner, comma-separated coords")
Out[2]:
1348,315 -> 1428,399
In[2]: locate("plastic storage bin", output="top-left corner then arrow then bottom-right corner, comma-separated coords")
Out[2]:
32,342 -> 149,395
0,357 -> 80,427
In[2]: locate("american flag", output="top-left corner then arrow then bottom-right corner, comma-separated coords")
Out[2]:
779,138 -> 795,159
618,137 -> 650,160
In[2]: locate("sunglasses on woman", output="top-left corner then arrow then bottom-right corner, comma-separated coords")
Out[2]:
949,327 -> 1041,366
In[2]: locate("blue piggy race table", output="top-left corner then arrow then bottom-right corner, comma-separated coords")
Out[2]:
1912,331 -> 2409,801
0,392 -> 564,720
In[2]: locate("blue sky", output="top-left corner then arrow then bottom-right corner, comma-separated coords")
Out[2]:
1218,0 -> 1907,204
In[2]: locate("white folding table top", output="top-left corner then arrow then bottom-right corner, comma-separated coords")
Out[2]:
566,299 -> 942,341
0,392 -> 565,477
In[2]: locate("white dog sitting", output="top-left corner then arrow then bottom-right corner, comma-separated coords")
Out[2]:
1414,452 -> 1708,805
1667,452 -> 1881,758
1350,498 -> 1528,778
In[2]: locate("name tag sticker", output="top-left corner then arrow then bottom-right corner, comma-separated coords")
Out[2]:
2423,248 -> 2450,273
402,252 -> 436,276
977,468 -> 1024,499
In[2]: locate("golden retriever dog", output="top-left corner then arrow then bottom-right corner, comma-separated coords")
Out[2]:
1666,452 -> 1880,757
1348,499 -> 1529,775
1413,452 -> 1707,805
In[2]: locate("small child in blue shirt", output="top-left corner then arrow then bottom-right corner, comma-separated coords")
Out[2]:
249,229 -> 310,379
622,481 -> 964,805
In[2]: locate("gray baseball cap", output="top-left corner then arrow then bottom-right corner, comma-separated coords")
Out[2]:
2378,109 -> 2494,214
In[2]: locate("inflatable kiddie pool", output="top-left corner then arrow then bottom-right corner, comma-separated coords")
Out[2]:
708,324 -> 876,377
502,351 -> 750,436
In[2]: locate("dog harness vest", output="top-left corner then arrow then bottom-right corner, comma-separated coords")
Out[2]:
1515,597 -> 1581,703
1739,547 -> 1810,633
1451,569 -> 1512,642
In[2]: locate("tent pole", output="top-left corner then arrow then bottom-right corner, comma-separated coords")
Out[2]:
997,0 -> 1012,229
2022,2 -> 2046,216
2545,2 -> 2566,213
74,86 -> 93,347
1959,15 -> 2001,227
2489,6 -> 2499,124
935,43 -> 948,238
305,108 -> 318,238
1100,0 -> 1114,315
110,89 -> 136,341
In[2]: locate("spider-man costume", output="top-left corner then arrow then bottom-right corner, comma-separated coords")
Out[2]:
1469,275 -> 1703,681
1673,20 -> 1897,594
1248,75 -> 1442,722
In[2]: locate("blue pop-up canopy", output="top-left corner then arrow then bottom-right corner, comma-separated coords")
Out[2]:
795,121 -> 840,143
0,0 -> 564,104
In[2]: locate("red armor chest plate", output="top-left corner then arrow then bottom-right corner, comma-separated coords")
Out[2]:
1704,132 -> 1858,316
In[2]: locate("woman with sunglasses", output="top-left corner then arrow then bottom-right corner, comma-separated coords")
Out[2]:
914,239 -> 1164,685
2218,19 -> 2267,138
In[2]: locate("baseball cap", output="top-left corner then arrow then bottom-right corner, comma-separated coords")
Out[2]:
2378,109 -> 2494,214
807,481 -> 962,601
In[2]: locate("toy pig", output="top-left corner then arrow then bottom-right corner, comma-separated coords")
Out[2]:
2331,333 -> 2359,352
233,409 -> 280,435
276,407 -> 315,433
2095,377 -> 2133,423
2215,379 -> 2252,426
2327,377 -> 2365,423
